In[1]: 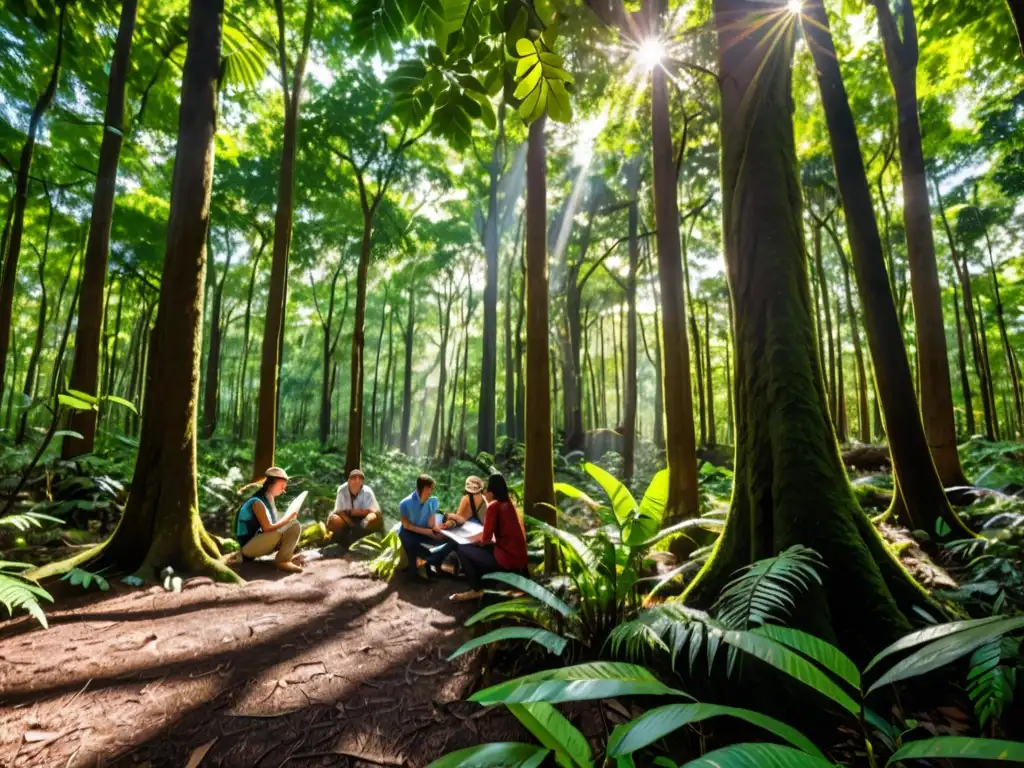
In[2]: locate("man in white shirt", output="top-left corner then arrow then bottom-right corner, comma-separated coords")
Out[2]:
327,469 -> 381,542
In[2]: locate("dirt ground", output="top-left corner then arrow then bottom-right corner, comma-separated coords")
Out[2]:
0,555 -> 530,768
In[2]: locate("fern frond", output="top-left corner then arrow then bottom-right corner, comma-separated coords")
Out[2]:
0,564 -> 52,628
714,545 -> 824,630
967,636 -> 1019,728
0,510 -> 64,532
607,602 -> 725,675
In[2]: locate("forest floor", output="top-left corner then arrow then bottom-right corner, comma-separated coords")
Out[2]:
0,554 -> 529,768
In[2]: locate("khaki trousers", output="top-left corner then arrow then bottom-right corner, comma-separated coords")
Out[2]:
241,518 -> 301,562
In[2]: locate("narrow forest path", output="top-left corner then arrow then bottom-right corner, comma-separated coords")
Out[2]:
0,557 -> 524,767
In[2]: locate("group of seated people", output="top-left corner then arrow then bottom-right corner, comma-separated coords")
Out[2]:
233,466 -> 528,601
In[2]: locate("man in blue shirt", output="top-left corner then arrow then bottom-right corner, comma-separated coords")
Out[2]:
398,474 -> 442,580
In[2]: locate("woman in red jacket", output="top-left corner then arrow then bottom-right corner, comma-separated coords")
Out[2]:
450,473 -> 528,602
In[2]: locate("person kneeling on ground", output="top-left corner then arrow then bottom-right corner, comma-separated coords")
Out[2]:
398,474 -> 443,581
326,468 -> 381,543
425,475 -> 487,574
234,467 -> 303,573
450,473 -> 528,602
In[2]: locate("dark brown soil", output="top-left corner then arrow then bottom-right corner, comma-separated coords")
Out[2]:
0,557 -> 528,767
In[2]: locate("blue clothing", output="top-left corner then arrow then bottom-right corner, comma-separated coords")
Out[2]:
399,528 -> 439,574
235,491 -> 274,547
399,491 -> 440,529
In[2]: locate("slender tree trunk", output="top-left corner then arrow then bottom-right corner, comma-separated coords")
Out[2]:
235,235 -> 265,440
652,55 -> 700,519
611,309 -> 621,427
829,226 -> 871,443
428,292 -> 452,457
317,271 -> 345,448
687,0 -> 923,661
400,287 -> 415,453
0,5 -> 66,412
523,116 -> 556,562
704,301 -> 716,448
802,0 -> 971,537
869,0 -> 968,485
5,332 -> 19,430
683,242 -> 706,445
585,315 -> 598,431
201,242 -> 232,438
479,123 -> 503,457
1008,0 -> 1024,57
834,295 -> 848,443
369,283 -> 389,446
724,314 -> 734,445
598,315 -> 607,427
983,231 -> 1024,431
814,223 -> 837,423
50,275 -> 81,399
16,249 -> 48,444
976,294 -> 1000,440
380,306 -> 395,448
253,0 -> 315,479
623,173 -> 639,481
36,0 -> 235,583
503,248 -> 516,446
550,343 -> 560,437
514,257 -> 525,442
64,0 -> 137,457
344,212 -> 375,472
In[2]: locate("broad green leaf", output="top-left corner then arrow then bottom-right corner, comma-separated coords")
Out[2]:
52,430 -> 84,440
465,597 -> 544,626
865,616 -> 1008,673
515,54 -> 537,79
608,703 -> 824,760
868,616 -> 1024,694
58,394 -> 95,411
753,625 -> 861,690
101,395 -> 138,413
887,737 -> 1024,763
449,628 -> 568,660
65,388 -> 99,405
722,630 -> 861,716
425,742 -> 549,768
546,80 -> 572,124
553,483 -> 601,509
513,62 -> 543,100
515,37 -> 536,57
508,703 -> 593,768
684,743 -> 835,767
583,462 -> 637,527
483,572 -> 576,618
471,662 -> 687,705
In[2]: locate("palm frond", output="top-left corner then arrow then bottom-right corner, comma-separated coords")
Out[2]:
0,564 -> 52,628
714,545 -> 824,630
607,602 -> 725,675
0,510 -> 64,532
967,636 -> 1019,728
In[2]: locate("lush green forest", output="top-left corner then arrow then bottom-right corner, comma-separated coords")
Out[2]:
1,0 -> 1023,765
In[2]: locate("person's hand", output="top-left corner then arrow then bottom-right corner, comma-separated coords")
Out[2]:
468,533 -> 483,545
430,529 -> 444,540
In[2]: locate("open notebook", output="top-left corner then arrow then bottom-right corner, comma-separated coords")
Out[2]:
283,491 -> 307,520
438,518 -> 484,546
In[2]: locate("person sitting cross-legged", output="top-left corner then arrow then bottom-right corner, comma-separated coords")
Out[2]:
425,475 -> 487,574
234,467 -> 304,574
450,473 -> 528,602
326,468 -> 381,544
397,474 -> 443,581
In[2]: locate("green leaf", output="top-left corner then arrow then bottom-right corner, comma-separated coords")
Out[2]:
465,597 -> 544,626
513,61 -> 543,100
425,742 -> 549,768
683,743 -> 835,767
58,394 -> 96,411
65,388 -> 99,405
722,630 -> 861,716
508,703 -> 593,768
583,463 -> 637,527
449,628 -> 568,660
52,430 -> 84,440
868,616 -> 1024,694
483,572 -> 576,618
865,616 -> 1008,673
457,74 -> 486,93
887,737 -> 1024,763
608,703 -> 825,760
471,662 -> 687,705
753,625 -> 861,690
101,395 -> 138,414
515,37 -> 536,57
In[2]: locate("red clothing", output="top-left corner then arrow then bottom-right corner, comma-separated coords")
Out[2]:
481,499 -> 528,571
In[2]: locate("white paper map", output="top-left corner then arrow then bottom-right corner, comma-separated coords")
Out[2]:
440,519 -> 484,546
283,491 -> 308,520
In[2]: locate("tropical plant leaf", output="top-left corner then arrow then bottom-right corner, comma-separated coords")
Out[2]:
722,630 -> 861,716
607,703 -> 825,760
101,395 -> 139,414
471,662 -> 688,705
865,616 -> 1010,673
449,628 -> 568,660
714,546 -> 823,630
683,743 -> 835,767
967,637 -> 1018,728
424,742 -> 549,768
607,603 -> 725,676
886,736 -> 1024,763
0,511 -> 63,532
868,616 -> 1024,694
583,462 -> 636,527
465,597 -> 545,626
58,394 -> 95,411
483,572 -> 576,618
0,566 -> 52,628
753,625 -> 861,690
508,703 -> 593,768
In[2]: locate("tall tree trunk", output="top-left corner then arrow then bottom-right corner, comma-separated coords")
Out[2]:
869,0 -> 967,485
622,168 -> 640,481
317,270 -> 346,448
982,229 -> 1024,431
523,116 -> 556,564
201,240 -> 232,438
704,301 -> 716,448
380,306 -> 395,448
550,343 -> 560,437
235,234 -> 266,440
814,222 -> 837,423
344,212 -> 375,472
976,294 -> 1000,440
16,246 -> 49,444
724,313 -> 734,445
514,256 -> 525,442
50,275 -> 81,399
828,225 -> 871,443
834,295 -> 848,443
64,0 -> 138,458
478,116 -> 504,457
950,271 -> 973,436
400,287 -> 415,453
687,0 -> 923,661
369,283 -> 390,446
611,309 -> 621,427
36,0 -> 235,582
598,315 -> 607,427
253,0 -> 315,479
683,240 -> 706,446
651,51 -> 700,519
937,186 -> 996,440
802,0 -> 972,537
5,332 -> 19,430
503,248 -> 516,446
0,5 -> 66,412
428,291 -> 452,458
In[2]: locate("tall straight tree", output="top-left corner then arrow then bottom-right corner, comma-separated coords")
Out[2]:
37,0 -> 234,582
688,0 -> 928,661
801,0 -> 973,538
64,0 -> 138,458
0,2 -> 66,411
868,0 -> 968,486
200,235 -> 232,438
311,260 -> 348,447
252,0 -> 317,479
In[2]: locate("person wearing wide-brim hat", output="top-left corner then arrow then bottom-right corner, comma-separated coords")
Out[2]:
423,475 -> 489,575
232,467 -> 303,573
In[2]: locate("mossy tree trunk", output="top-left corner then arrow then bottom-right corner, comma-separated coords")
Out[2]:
35,0 -> 235,584
686,0 -> 932,662
802,0 -> 973,538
